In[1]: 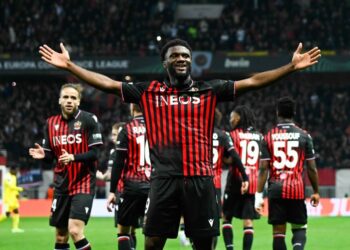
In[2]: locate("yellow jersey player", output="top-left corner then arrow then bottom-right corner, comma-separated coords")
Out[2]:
0,165 -> 24,233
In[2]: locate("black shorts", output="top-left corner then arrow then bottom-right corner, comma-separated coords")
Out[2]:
117,192 -> 148,228
49,193 -> 94,228
216,188 -> 222,216
268,198 -> 307,225
143,176 -> 220,238
222,192 -> 260,220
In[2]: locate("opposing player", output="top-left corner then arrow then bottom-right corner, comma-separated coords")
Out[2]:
106,104 -> 150,250
39,39 -> 320,250
29,83 -> 103,250
256,97 -> 320,250
0,165 -> 24,233
222,106 -> 264,250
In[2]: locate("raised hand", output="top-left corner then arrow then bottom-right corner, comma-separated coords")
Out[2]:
29,143 -> 45,159
292,42 -> 321,70
39,43 -> 70,69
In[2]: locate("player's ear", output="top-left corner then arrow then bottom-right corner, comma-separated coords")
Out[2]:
162,60 -> 167,69
58,97 -> 62,105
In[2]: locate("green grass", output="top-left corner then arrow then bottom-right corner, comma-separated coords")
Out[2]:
0,216 -> 349,249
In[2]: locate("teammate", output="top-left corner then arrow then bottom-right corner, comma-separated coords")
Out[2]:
29,83 -> 103,250
0,165 -> 24,233
39,39 -> 320,250
96,122 -> 125,181
213,108 -> 249,249
106,104 -> 150,250
256,97 -> 320,250
222,106 -> 264,250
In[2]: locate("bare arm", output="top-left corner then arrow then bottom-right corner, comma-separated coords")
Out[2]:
39,43 -> 122,95
306,159 -> 320,207
257,160 -> 269,193
235,43 -> 321,93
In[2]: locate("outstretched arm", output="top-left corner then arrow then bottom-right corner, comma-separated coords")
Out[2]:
235,43 -> 321,93
39,43 -> 122,95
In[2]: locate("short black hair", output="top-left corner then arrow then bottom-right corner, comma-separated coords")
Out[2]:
277,96 -> 296,119
233,105 -> 256,129
160,39 -> 192,61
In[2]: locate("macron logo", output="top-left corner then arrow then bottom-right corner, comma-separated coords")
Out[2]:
208,219 -> 214,227
85,207 -> 89,214
55,124 -> 59,130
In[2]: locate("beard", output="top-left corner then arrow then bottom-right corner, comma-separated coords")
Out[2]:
168,64 -> 192,87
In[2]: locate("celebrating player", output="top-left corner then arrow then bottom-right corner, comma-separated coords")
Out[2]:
39,39 -> 320,250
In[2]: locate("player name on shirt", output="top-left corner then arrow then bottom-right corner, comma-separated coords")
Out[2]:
271,132 -> 300,140
238,132 -> 260,140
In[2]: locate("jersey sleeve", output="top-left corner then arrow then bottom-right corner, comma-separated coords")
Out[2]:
86,115 -> 103,147
210,79 -> 235,102
222,131 -> 235,156
121,81 -> 148,104
42,120 -> 52,152
115,126 -> 128,151
305,133 -> 316,160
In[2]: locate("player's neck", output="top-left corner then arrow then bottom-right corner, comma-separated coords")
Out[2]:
277,117 -> 294,124
167,75 -> 192,88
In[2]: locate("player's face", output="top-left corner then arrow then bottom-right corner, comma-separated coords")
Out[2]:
164,46 -> 192,80
59,87 -> 80,117
230,111 -> 240,129
111,128 -> 119,144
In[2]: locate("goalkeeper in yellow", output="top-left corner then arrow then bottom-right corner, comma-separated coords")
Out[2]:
0,166 -> 24,233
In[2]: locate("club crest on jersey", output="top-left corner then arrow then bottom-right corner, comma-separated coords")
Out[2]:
74,121 -> 82,130
54,124 -> 59,131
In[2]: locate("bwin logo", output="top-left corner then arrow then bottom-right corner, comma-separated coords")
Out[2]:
208,219 -> 214,227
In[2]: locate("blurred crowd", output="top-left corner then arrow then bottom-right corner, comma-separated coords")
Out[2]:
1,0 -> 349,56
1,75 -> 350,171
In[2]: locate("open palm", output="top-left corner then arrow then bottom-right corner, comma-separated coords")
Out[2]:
292,43 -> 321,70
39,43 -> 70,69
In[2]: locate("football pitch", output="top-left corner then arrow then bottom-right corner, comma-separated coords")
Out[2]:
0,216 -> 349,249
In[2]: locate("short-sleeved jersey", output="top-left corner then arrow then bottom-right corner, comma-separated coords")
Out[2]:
121,79 -> 235,178
107,148 -> 124,193
212,127 -> 234,189
116,116 -> 150,194
228,127 -> 265,194
42,110 -> 103,195
4,172 -> 22,203
262,123 -> 316,199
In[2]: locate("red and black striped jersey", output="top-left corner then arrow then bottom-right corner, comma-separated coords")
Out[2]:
212,127 -> 234,189
228,127 -> 265,194
262,123 -> 316,199
116,116 -> 150,194
121,79 -> 235,178
107,148 -> 124,193
42,110 -> 103,195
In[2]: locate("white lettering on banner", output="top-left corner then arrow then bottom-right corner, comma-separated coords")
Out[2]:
95,60 -> 129,69
272,133 -> 300,140
224,58 -> 250,68
4,61 -> 36,69
53,134 -> 82,146
156,95 -> 200,107
75,60 -> 94,68
341,198 -> 350,216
